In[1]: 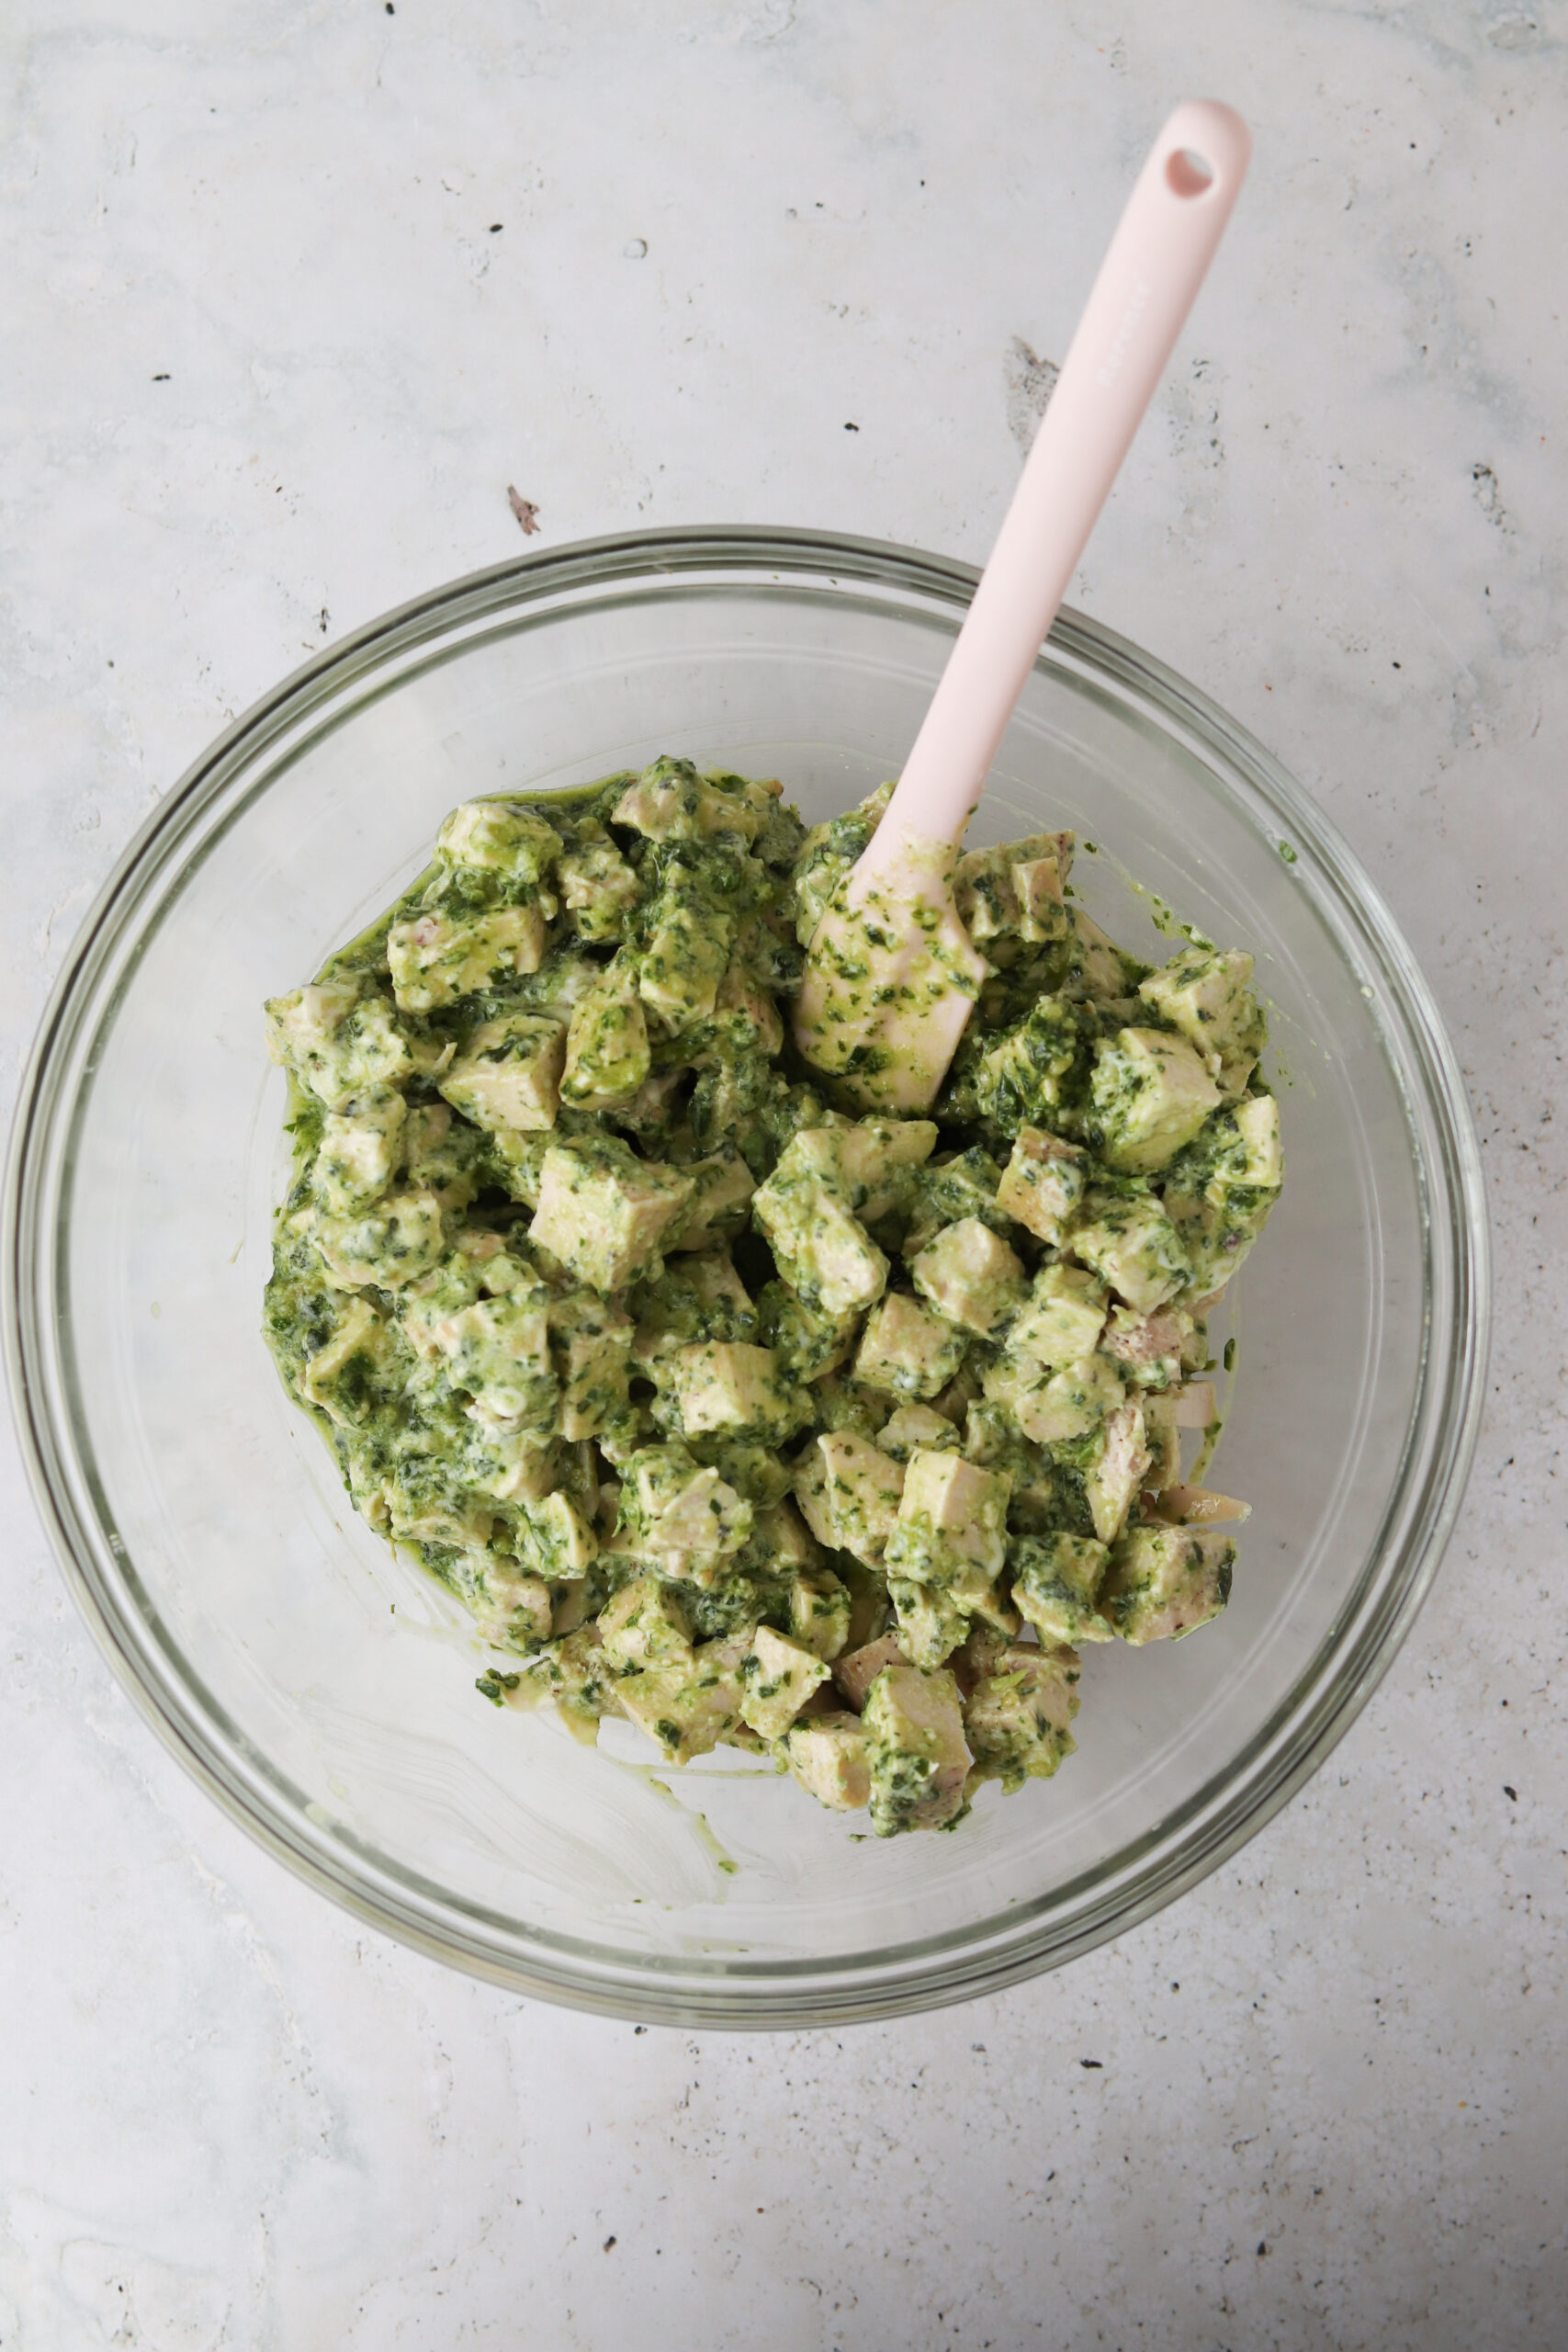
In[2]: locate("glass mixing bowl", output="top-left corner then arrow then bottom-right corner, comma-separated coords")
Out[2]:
4,528 -> 1487,2026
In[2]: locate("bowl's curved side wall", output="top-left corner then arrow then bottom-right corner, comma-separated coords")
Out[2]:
2,531 -> 1488,2023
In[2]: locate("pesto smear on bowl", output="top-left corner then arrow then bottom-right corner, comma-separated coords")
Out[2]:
263,760 -> 1282,1838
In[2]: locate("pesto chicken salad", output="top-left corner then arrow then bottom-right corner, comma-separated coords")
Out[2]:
263,759 -> 1282,1840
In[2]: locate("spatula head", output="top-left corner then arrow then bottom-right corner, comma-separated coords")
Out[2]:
792,824 -> 987,1114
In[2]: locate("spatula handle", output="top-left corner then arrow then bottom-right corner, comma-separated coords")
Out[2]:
875,99 -> 1251,853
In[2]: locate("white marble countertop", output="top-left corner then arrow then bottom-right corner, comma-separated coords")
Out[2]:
3,4 -> 1562,2344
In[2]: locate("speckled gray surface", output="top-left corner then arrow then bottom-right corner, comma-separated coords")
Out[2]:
2,5 -> 1563,2346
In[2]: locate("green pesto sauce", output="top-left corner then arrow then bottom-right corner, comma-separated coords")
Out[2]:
262,757 -> 1282,1842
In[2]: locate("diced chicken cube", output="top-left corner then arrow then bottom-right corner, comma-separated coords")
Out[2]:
463,1421 -> 560,1509
299,1298 -> 387,1427
948,1620 -> 1015,1696
995,1125 -> 1086,1245
954,831 -> 1072,942
396,1238 -> 519,1331
417,1283 -> 556,1425
527,1623 -> 626,1744
614,1640 -> 748,1763
1089,1027 -> 1222,1175
612,1067 -> 687,1139
519,1489 -> 599,1580
547,1291 -> 634,1442
598,1575 -> 694,1668
972,1357 -> 1050,1447
863,1663 -> 972,1836
369,1453 -> 497,1549
964,1645 -> 1080,1789
455,1227 -> 525,1280
789,783 -> 893,946
778,1120 -> 939,1220
739,1624 -> 829,1739
981,1351 -> 1123,1448
1189,1092 -> 1284,1198
1100,1524 -> 1236,1644
752,1498 -> 821,1574
886,1576 -> 969,1669
697,957 -> 784,1059
758,1282 -> 860,1382
787,1567 -> 852,1660
265,981 -> 416,1110
387,902 -> 547,1012
666,1152 -> 756,1252
776,1711 -> 871,1810
791,1441 -> 832,1545
1068,1191 -> 1190,1314
974,993 -> 1093,1132
313,1187 -> 446,1290
556,837 -> 643,941
627,1458 -> 750,1572
953,842 -> 1023,944
265,976 -> 358,1082
1084,1400 -> 1153,1543
909,1217 -> 1027,1335
751,1173 -> 888,1319
612,757 -> 767,844
436,798 -> 563,882
853,1291 -> 969,1400
473,1565 -> 554,1652
1141,1392 -> 1184,1492
961,1396 -> 1041,1477
663,1341 -> 812,1444
1160,1187 -> 1274,1300
620,1443 -> 753,1577
632,1248 -> 757,1367
1068,907 -> 1143,1001
837,1559 -> 893,1652
809,1374 -> 888,1440
886,1450 -> 1010,1586
637,893 -> 735,1030
1010,854 -> 1070,942
1138,946 -> 1265,1098
528,1140 -> 694,1291
1231,1091 -> 1283,1185
901,1155 -> 1010,1266
794,1431 -> 906,1565
1100,1303 -> 1194,1389
560,963 -> 651,1109
915,1557 -> 1016,1628
315,1088 -> 407,1215
830,1631 -> 907,1712
874,1402 -> 961,1462
1010,1532 -> 1114,1645
439,1014 -> 567,1134
960,1573 -> 1024,1639
400,1102 -> 483,1209
1009,1261 -> 1109,1368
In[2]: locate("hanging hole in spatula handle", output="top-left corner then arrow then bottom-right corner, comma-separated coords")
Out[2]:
1167,147 -> 1216,197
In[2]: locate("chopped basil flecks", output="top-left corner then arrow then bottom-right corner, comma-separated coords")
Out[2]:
262,760 -> 1281,1838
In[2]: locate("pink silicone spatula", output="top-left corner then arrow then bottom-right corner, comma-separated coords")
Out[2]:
793,100 -> 1252,1113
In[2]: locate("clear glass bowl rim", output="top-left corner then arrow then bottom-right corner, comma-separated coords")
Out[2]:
3,525 -> 1490,2028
